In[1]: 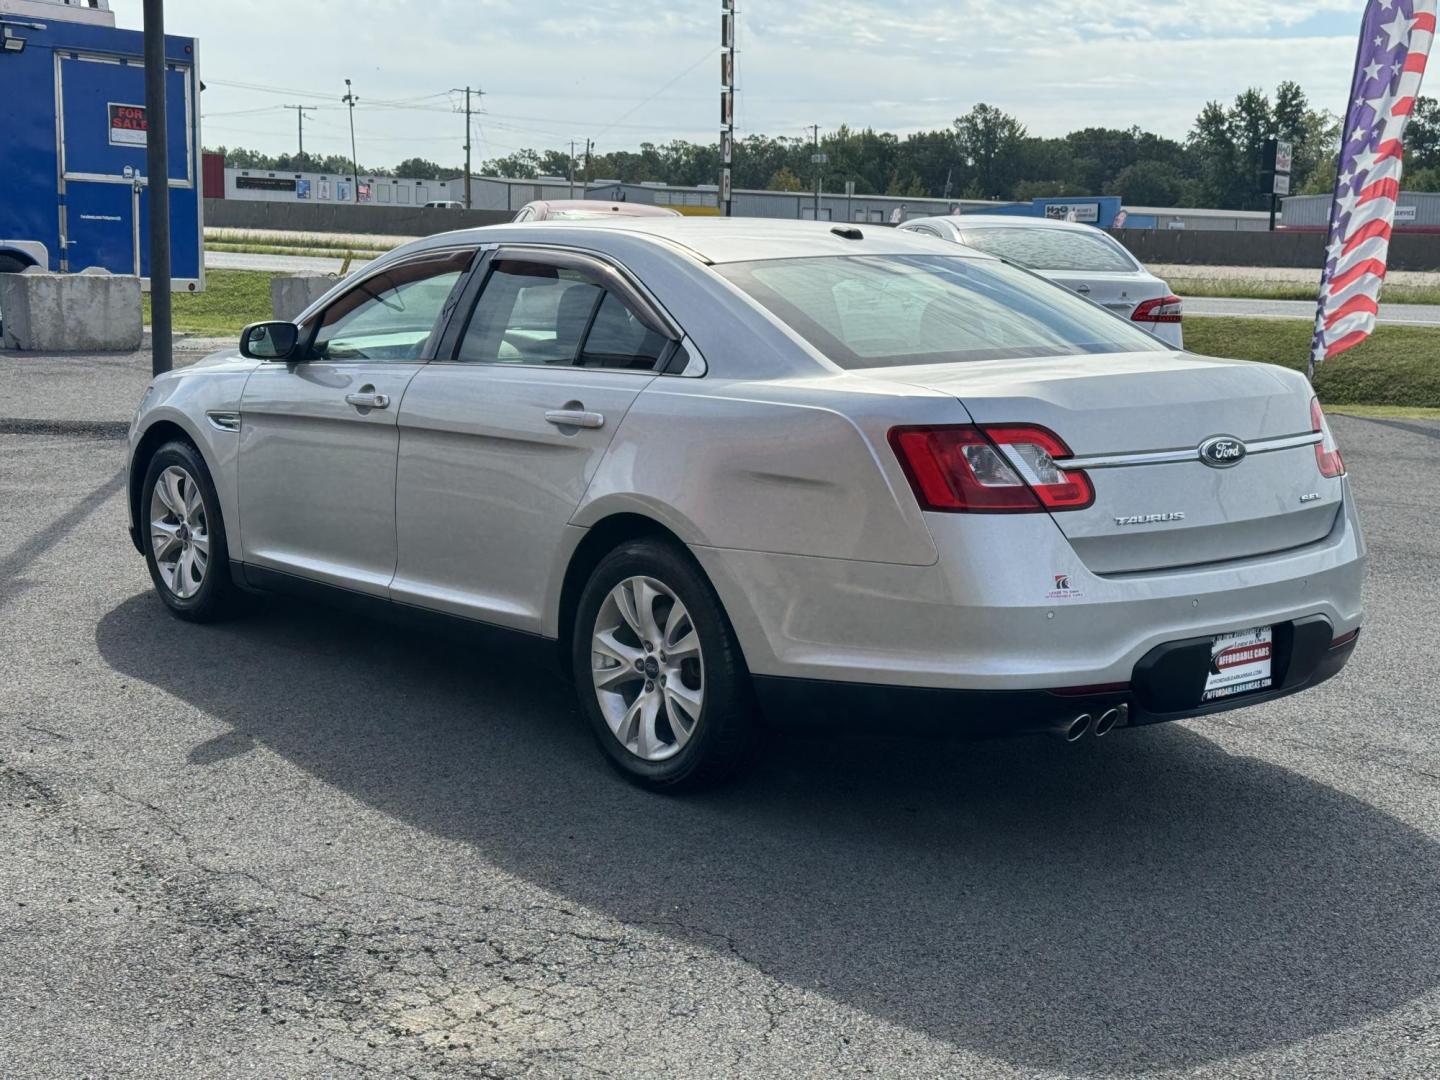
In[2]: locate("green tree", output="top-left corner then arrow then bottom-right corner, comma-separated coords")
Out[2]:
954,104 -> 1026,199
767,167 -> 805,192
1105,161 -> 1187,206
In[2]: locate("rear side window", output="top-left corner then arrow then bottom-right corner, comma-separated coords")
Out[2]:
954,228 -> 1138,272
454,259 -> 672,371
717,254 -> 1166,370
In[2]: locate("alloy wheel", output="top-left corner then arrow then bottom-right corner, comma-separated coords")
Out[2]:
149,465 -> 209,600
591,575 -> 705,762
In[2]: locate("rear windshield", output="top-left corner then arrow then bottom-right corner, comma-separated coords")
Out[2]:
716,254 -> 1166,370
954,228 -> 1138,272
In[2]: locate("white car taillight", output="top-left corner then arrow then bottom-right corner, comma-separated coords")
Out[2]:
1132,295 -> 1183,324
888,425 -> 1094,513
1311,397 -> 1346,478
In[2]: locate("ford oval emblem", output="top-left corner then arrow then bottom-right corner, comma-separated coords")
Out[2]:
1199,435 -> 1247,469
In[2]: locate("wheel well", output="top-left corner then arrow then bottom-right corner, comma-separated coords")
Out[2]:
0,248 -> 38,273
130,421 -> 199,536
556,513 -> 693,658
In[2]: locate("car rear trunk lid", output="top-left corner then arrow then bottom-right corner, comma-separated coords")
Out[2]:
878,352 -> 1342,574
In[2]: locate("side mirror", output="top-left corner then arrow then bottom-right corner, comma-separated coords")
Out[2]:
239,321 -> 301,361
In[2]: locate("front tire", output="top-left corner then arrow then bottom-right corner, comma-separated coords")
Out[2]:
572,539 -> 755,791
141,440 -> 241,622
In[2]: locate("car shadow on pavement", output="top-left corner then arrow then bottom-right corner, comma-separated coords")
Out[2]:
97,591 -> 1440,1076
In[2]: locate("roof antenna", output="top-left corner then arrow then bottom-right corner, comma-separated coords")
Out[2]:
831,226 -> 864,240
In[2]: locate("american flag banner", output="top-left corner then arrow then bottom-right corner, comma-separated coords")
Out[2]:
1311,0 -> 1437,376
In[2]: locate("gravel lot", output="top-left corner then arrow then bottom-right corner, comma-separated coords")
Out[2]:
2,347 -> 1439,1078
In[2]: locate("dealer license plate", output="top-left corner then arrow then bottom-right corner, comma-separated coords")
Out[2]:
1202,626 -> 1274,702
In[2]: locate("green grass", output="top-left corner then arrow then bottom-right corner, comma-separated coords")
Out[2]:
143,269 -> 276,337
206,242 -> 387,260
1185,316 -> 1440,409
1171,277 -> 1440,305
1323,404 -> 1440,419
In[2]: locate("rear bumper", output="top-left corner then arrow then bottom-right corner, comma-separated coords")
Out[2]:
690,483 -> 1365,692
754,616 -> 1359,737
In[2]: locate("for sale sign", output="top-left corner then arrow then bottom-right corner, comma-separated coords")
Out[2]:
108,103 -> 147,147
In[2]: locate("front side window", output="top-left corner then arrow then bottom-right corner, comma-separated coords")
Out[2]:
455,259 -> 672,371
716,254 -> 1166,370
311,249 -> 473,361
954,227 -> 1138,273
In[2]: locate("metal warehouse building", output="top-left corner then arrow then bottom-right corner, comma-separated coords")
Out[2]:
1281,191 -> 1440,231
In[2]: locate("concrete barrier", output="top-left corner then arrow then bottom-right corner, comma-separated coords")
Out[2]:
1111,228 -> 1440,272
206,199 -> 512,237
0,267 -> 143,351
270,273 -> 340,321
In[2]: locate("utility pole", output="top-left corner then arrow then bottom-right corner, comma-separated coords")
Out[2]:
569,139 -> 576,198
451,86 -> 483,209
342,79 -> 359,202
720,1 -> 736,216
584,138 -> 593,192
808,123 -> 821,221
142,0 -> 170,376
284,104 -> 315,170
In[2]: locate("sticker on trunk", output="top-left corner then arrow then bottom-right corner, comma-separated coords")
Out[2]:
1046,573 -> 1083,601
1202,626 -> 1274,702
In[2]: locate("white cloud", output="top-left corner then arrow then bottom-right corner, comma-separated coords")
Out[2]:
111,0 -> 1367,163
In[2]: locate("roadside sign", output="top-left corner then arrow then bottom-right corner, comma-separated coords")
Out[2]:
845,180 -> 855,197
1043,202 -> 1099,223
1272,173 -> 1291,196
1274,140 -> 1294,175
721,52 -> 733,87
1396,205 -> 1418,222
722,13 -> 734,47
720,168 -> 731,202
721,91 -> 732,126
721,130 -> 732,164
811,152 -> 828,164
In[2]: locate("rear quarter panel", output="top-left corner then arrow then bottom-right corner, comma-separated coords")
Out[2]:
575,374 -> 965,566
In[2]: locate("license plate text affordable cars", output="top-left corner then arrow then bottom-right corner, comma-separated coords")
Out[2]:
1203,626 -> 1274,702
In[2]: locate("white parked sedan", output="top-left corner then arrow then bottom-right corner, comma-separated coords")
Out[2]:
127,219 -> 1362,790
899,214 -> 1185,348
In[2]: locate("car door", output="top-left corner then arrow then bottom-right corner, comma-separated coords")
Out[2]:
238,246 -> 476,595
392,248 -> 684,632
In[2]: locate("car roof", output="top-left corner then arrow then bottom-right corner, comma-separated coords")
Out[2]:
528,200 -> 679,216
907,214 -> 1110,235
445,217 -> 995,265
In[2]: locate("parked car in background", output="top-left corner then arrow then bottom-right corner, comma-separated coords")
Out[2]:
423,200 -> 466,210
126,220 -> 1360,791
899,215 -> 1184,348
513,200 -> 682,223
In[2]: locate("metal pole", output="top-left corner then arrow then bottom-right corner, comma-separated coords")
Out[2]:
584,138 -> 592,191
810,123 -> 820,221
142,0 -> 171,376
464,87 -> 472,210
343,79 -> 359,202
569,140 -> 575,198
284,104 -> 314,170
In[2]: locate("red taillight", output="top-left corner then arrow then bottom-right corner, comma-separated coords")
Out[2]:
1311,397 -> 1345,478
1132,295 -> 1183,324
888,424 -> 1094,514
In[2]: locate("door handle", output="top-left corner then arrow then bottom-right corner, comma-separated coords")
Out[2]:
545,409 -> 605,430
345,389 -> 390,410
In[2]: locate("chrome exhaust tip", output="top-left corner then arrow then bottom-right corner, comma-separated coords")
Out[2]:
1093,708 -> 1122,738
1058,713 -> 1093,743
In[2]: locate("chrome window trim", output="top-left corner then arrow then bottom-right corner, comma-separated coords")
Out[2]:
1063,431 -> 1323,470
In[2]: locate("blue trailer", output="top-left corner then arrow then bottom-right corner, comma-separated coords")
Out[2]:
0,0 -> 202,289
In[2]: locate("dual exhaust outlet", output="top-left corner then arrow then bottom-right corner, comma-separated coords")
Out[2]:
1055,704 -> 1128,743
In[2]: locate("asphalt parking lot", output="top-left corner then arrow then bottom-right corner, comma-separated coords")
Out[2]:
3,349 -> 1440,1078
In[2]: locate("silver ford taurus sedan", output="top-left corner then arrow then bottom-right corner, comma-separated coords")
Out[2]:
126,219 -> 1364,790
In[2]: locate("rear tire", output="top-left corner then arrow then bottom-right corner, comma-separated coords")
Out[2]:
572,539 -> 755,792
141,440 -> 242,623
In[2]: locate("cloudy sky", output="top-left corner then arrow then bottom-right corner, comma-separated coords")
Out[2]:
110,0 -> 1370,168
